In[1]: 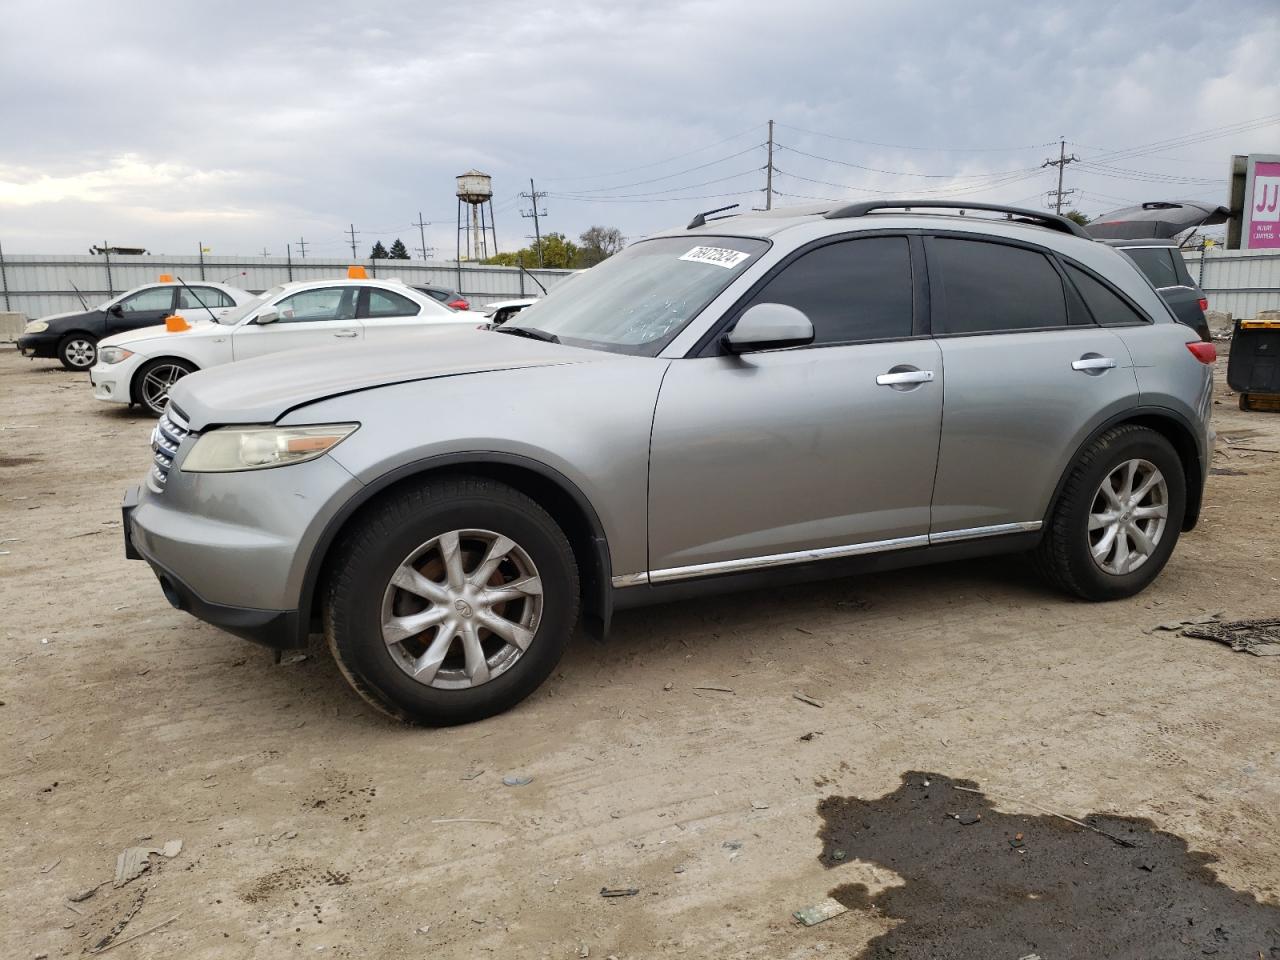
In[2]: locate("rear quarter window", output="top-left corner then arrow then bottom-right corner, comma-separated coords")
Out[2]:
1064,264 -> 1150,326
1120,247 -> 1180,289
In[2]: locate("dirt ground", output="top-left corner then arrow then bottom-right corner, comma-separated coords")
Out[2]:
1,344 -> 1277,959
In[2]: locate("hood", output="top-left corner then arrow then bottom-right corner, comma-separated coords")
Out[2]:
38,308 -> 91,325
169,326 -> 606,428
100,320 -> 220,349
1086,201 -> 1229,240
38,308 -> 102,330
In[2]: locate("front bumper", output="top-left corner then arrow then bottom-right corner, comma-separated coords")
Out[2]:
90,359 -> 135,404
16,332 -> 60,359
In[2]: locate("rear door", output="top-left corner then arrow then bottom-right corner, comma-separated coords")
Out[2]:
175,285 -> 237,323
109,285 -> 177,335
232,285 -> 363,360
926,235 -> 1140,538
647,235 -> 943,577
359,287 -> 468,341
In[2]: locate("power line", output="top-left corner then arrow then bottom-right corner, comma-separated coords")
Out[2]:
548,168 -> 762,201
774,122 -> 1059,153
776,143 -> 1038,179
555,143 -> 764,195
773,166 -> 1045,198
1076,113 -> 1280,164
541,123 -> 764,181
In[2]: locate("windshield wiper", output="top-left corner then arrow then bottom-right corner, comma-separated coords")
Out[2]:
496,326 -> 559,344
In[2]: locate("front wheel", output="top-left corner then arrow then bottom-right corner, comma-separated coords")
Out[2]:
324,476 -> 580,725
1034,424 -> 1186,601
58,333 -> 98,370
134,357 -> 196,416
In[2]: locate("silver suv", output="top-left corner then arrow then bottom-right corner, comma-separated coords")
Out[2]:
122,201 -> 1216,725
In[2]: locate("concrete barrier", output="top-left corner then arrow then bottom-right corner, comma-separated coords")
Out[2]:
0,311 -> 27,343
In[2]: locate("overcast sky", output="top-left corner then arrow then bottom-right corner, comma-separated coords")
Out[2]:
2,0 -> 1278,257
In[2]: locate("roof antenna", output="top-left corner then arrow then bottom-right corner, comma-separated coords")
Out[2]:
687,203 -> 739,230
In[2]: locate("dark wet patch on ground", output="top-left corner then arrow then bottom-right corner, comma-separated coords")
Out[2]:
817,772 -> 1280,959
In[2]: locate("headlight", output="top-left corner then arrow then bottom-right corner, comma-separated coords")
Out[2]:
24,320 -> 49,334
98,346 -> 134,364
182,424 -> 359,473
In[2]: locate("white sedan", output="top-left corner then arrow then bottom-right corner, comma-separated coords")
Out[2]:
89,278 -> 474,415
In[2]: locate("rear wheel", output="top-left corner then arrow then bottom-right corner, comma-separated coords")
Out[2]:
58,333 -> 98,370
1034,425 -> 1186,601
1239,393 -> 1251,412
134,358 -> 196,416
324,476 -> 579,725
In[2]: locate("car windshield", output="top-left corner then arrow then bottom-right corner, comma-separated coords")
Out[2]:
500,235 -> 769,355
218,286 -> 282,325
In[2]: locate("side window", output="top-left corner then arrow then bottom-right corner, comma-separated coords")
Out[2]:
1121,247 -> 1180,289
740,237 -> 913,345
272,287 -> 358,323
365,289 -> 422,318
179,287 -> 234,309
1065,264 -> 1149,326
119,287 -> 175,313
928,238 -> 1067,334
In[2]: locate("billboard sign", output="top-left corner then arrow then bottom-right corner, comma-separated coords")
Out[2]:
1243,154 -> 1280,249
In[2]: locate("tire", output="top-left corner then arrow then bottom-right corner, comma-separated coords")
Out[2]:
324,476 -> 580,725
133,357 -> 197,416
1034,424 -> 1186,601
58,333 -> 98,370
1239,393 -> 1251,412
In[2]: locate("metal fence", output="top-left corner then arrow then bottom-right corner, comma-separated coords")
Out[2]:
0,252 -> 576,319
1181,247 -> 1280,319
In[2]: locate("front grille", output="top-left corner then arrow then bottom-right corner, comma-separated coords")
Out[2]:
150,405 -> 193,490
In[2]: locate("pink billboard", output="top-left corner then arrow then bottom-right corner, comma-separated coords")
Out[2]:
1246,159 -> 1280,249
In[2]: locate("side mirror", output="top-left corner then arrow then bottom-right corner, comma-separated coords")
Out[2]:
255,309 -> 280,325
722,303 -> 814,354
108,304 -> 124,317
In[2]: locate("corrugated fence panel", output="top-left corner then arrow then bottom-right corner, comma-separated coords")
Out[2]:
0,254 -> 576,319
1182,248 -> 1280,319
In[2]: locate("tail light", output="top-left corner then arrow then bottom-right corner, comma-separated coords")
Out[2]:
1186,341 -> 1216,364
448,298 -> 469,310
1198,297 -> 1209,312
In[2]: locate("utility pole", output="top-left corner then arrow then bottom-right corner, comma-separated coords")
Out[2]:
519,179 -> 548,268
765,119 -> 775,210
296,236 -> 308,258
0,239 -> 10,311
197,241 -> 206,280
413,212 -> 430,262
286,242 -> 293,281
1042,138 -> 1080,215
261,246 -> 271,257
346,223 -> 359,259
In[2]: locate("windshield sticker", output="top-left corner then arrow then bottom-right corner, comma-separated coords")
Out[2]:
678,246 -> 750,269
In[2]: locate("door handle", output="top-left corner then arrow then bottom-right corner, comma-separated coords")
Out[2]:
876,369 -> 934,386
333,329 -> 358,338
1071,356 -> 1116,372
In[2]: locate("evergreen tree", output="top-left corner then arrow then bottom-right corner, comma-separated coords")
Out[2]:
369,241 -> 389,259
389,238 -> 411,259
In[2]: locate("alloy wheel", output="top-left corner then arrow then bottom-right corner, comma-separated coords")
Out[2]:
380,529 -> 543,689
64,338 -> 96,368
140,363 -> 190,414
1088,458 -> 1169,576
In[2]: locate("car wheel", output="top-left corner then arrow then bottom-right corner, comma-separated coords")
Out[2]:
1034,424 -> 1186,601
134,358 -> 196,416
1238,393 -> 1251,412
58,334 -> 98,370
324,475 -> 580,725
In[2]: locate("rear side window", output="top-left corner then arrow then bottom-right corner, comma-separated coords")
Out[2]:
365,289 -> 421,318
741,236 -> 913,344
928,238 -> 1067,334
1121,247 -> 1180,288
119,287 -> 176,312
1064,264 -> 1149,326
179,287 -> 235,309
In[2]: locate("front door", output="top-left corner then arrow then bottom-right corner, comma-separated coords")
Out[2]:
108,285 -> 177,335
232,286 -> 364,361
646,235 -> 943,580
924,235 -> 1141,536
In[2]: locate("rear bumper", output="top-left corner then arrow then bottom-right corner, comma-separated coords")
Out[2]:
122,484 -> 308,650
16,333 -> 59,359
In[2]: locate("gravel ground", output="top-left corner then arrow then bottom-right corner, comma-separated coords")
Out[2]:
1,344 -> 1277,959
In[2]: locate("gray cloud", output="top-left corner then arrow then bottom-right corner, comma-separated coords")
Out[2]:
2,0 -> 1277,254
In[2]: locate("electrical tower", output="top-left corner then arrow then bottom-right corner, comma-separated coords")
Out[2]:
1042,138 -> 1080,215
519,178 -> 548,268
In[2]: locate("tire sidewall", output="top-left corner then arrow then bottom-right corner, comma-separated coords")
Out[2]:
135,358 -> 195,415
58,334 -> 97,370
329,491 -> 577,725
1063,431 -> 1186,599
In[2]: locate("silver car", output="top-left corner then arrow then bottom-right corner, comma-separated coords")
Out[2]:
122,201 -> 1216,725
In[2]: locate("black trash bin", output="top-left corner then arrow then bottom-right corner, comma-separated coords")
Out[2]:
1227,319 -> 1280,412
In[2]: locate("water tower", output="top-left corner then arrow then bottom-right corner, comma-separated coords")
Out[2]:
456,170 -> 498,262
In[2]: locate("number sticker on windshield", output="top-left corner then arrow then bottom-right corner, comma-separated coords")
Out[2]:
678,246 -> 750,269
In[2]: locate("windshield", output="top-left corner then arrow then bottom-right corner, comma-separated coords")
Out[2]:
219,285 -> 282,325
502,235 -> 768,355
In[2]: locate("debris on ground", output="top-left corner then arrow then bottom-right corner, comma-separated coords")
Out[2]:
951,811 -> 982,825
793,897 -> 848,926
1183,618 -> 1280,656
1151,612 -> 1222,632
750,800 -> 769,810
69,884 -> 102,903
89,888 -> 147,952
113,839 -> 182,887
276,652 -> 308,666
599,886 -> 639,898
793,693 -> 824,708
692,685 -> 734,694
799,731 -> 822,741
502,775 -> 533,787
89,912 -> 180,955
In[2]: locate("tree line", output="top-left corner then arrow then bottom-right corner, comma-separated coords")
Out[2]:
368,226 -> 625,269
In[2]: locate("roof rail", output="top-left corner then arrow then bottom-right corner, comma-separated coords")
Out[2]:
687,203 -> 739,230
823,200 -> 1091,239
